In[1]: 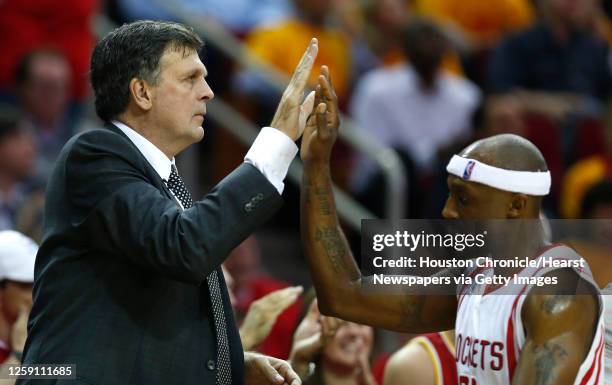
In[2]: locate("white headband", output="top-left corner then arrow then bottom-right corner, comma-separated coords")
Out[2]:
446,155 -> 551,196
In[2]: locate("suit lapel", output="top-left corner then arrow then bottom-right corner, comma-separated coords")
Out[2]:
105,123 -> 176,202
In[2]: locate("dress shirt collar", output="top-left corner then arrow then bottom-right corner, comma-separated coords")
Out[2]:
111,120 -> 175,181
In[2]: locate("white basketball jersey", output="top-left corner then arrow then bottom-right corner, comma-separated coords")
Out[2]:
455,244 -> 605,385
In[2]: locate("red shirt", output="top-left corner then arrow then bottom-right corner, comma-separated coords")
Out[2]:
0,0 -> 99,100
235,276 -> 302,359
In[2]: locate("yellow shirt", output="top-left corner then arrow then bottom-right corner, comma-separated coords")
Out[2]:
560,155 -> 610,218
245,20 -> 351,100
414,0 -> 534,46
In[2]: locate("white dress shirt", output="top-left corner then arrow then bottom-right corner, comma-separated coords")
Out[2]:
349,64 -> 480,190
112,121 -> 297,199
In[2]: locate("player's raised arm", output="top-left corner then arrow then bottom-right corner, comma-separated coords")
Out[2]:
299,66 -> 456,333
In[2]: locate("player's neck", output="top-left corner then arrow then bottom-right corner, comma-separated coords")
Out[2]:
495,222 -> 548,276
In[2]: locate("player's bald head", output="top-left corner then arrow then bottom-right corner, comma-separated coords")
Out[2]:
459,134 -> 548,173
443,134 -> 547,220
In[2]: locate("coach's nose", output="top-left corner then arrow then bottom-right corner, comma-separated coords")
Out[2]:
200,78 -> 214,101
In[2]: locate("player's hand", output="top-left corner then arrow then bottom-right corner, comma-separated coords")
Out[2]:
300,65 -> 340,165
240,286 -> 303,350
356,341 -> 377,385
244,351 -> 301,385
270,38 -> 318,141
289,300 -> 344,379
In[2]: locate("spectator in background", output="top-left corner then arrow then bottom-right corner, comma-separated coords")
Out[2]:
230,0 -> 353,189
353,0 -> 463,79
488,0 -> 611,101
225,236 -> 303,359
350,19 -> 480,217
479,94 -> 528,137
357,0 -> 411,69
15,50 -> 73,180
413,0 -> 534,85
413,0 -> 534,50
116,0 -> 291,35
0,106 -> 36,231
223,265 -> 303,352
383,331 -> 457,385
560,101 -> 612,219
0,0 -> 98,101
0,230 -> 37,364
237,0 -> 351,103
594,0 -> 612,42
562,180 -> 612,288
290,300 -> 376,385
581,180 -> 612,218
238,286 -> 303,352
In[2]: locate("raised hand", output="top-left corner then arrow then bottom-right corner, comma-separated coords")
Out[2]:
240,286 -> 303,350
270,38 -> 319,141
356,341 -> 377,385
300,65 -> 340,164
289,300 -> 344,379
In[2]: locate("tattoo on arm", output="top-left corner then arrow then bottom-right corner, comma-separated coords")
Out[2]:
314,227 -> 347,274
533,342 -> 569,385
315,186 -> 331,216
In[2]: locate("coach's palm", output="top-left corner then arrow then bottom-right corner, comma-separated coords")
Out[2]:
270,39 -> 318,141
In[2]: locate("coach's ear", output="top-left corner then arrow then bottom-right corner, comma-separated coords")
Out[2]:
129,78 -> 153,112
507,193 -> 527,218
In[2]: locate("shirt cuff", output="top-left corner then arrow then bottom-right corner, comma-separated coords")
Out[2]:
244,127 -> 298,194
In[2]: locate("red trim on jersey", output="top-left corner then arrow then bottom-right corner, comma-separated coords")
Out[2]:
506,315 -> 516,382
579,328 -> 604,385
506,276 -> 536,383
593,335 -> 604,384
425,333 -> 458,385
462,246 -> 571,381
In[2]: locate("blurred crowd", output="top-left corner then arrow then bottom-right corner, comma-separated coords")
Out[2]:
0,0 -> 611,383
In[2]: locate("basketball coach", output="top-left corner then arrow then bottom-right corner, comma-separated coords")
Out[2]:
17,21 -> 318,385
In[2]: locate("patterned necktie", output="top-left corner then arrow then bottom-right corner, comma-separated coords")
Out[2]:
166,165 -> 232,385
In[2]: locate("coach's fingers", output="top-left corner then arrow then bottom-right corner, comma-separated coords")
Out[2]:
272,358 -> 302,385
287,38 -> 318,94
257,356 -> 285,384
298,91 -> 315,137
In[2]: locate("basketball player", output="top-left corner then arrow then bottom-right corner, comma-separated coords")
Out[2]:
384,331 -> 457,385
299,67 -> 604,385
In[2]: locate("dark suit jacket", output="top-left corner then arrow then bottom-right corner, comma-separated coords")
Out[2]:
18,123 -> 283,385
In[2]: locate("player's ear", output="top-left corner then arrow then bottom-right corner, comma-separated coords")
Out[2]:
507,193 -> 527,218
